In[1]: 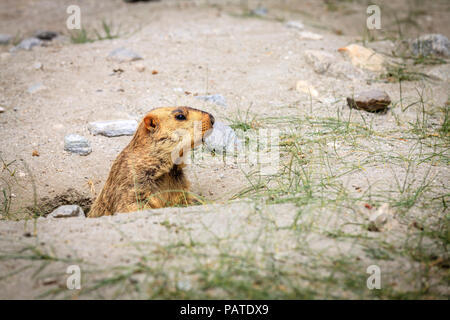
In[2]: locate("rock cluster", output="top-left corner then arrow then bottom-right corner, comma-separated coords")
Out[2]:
411,34 -> 450,57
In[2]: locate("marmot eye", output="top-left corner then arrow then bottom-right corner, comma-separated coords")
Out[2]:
175,114 -> 186,121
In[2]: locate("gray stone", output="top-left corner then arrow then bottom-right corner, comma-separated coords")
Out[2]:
411,34 -> 450,57
304,50 -> 335,74
204,121 -> 242,155
64,134 -> 92,156
0,34 -> 12,45
304,50 -> 365,79
33,62 -> 43,70
328,61 -> 365,80
88,120 -> 138,137
34,31 -> 58,41
107,47 -> 143,62
368,204 -> 397,232
251,7 -> 268,17
10,37 -> 43,51
49,205 -> 85,218
27,83 -> 46,94
347,89 -> 391,113
196,94 -> 227,107
285,20 -> 304,30
298,31 -> 323,40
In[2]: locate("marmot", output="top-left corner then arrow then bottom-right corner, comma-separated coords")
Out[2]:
88,107 -> 215,218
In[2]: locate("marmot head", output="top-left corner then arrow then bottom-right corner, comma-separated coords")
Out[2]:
142,107 -> 215,157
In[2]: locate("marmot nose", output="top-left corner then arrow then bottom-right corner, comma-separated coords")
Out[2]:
209,114 -> 215,126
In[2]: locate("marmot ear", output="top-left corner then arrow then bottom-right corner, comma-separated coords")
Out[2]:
144,114 -> 159,131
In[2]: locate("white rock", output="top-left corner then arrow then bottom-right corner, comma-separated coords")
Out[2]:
196,94 -> 227,107
0,106 -> 5,113
204,121 -> 242,155
285,20 -> 304,30
64,134 -> 92,156
88,120 -> 138,137
49,205 -> 85,218
298,31 -> 323,40
177,280 -> 192,291
27,83 -> 46,94
135,63 -> 146,72
368,203 -> 397,232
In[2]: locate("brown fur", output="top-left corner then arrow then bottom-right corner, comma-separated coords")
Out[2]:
87,107 -> 214,218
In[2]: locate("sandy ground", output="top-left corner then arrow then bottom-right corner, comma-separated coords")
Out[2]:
0,0 -> 449,299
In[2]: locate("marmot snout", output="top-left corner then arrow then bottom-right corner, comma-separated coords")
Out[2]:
88,106 -> 215,218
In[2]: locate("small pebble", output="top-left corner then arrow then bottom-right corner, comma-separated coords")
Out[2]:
107,47 -> 143,62
27,83 -> 46,94
33,62 -> 43,70
368,204 -> 396,232
298,31 -> 323,40
285,21 -> 304,30
48,205 -> 85,218
64,134 -> 92,155
135,63 -> 146,72
251,7 -> 267,17
0,34 -> 12,45
196,94 -> 227,107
